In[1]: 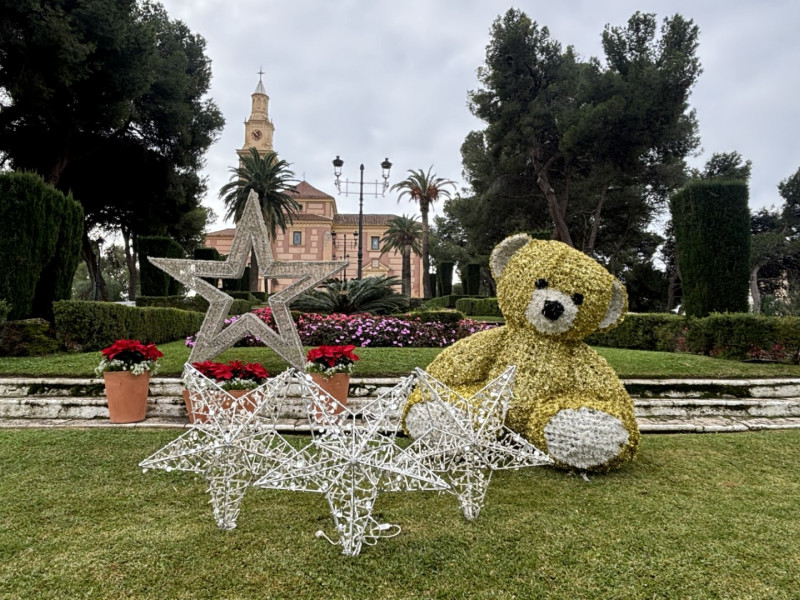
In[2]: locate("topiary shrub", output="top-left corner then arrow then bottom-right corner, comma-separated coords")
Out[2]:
423,295 -> 478,310
139,236 -> 186,296
464,263 -> 482,295
54,300 -> 205,352
0,172 -> 84,320
221,266 -> 250,292
671,180 -> 750,317
436,262 -> 454,296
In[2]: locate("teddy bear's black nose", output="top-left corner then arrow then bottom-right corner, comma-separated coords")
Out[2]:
542,300 -> 565,321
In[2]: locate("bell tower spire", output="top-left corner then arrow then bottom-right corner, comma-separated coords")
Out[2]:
240,68 -> 275,157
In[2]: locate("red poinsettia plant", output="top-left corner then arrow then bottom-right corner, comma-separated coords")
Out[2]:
191,360 -> 270,390
95,339 -> 163,377
305,345 -> 359,377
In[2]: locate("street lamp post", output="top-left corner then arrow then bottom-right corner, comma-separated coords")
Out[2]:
332,156 -> 392,280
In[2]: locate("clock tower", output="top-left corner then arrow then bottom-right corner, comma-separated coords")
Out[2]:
239,70 -> 275,159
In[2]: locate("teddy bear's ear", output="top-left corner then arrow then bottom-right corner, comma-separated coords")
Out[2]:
490,234 -> 532,279
597,279 -> 628,331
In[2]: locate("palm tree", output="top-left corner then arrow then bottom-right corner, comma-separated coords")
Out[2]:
380,214 -> 422,297
391,166 -> 455,298
219,148 -> 300,291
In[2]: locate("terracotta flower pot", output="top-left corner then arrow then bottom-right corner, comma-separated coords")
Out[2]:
309,372 -> 350,423
183,388 -> 255,424
103,371 -> 150,424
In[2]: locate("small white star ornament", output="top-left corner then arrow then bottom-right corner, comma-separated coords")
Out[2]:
254,374 -> 449,556
139,366 -> 304,530
405,367 -> 553,520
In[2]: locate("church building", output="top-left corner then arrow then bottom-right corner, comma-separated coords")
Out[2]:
203,76 -> 424,297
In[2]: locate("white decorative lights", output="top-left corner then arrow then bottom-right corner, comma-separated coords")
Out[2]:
407,367 -> 553,519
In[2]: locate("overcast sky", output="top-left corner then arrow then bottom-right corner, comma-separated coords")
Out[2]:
159,0 -> 800,230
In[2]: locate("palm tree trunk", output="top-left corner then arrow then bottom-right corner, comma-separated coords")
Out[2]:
420,203 -> 432,299
402,245 -> 411,296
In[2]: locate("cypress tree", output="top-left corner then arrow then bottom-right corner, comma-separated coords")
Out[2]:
671,180 -> 750,317
139,236 -> 186,296
0,172 -> 83,320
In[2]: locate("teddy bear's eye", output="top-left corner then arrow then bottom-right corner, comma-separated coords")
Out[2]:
572,293 -> 584,305
535,278 -> 548,289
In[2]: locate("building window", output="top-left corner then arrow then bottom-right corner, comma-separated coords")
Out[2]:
370,236 -> 380,251
292,231 -> 302,246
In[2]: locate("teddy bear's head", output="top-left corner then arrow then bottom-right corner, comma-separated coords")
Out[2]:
490,234 -> 627,341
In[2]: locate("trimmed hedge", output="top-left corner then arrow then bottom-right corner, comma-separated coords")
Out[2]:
135,295 -> 253,316
464,263 -> 482,296
587,313 -> 685,352
54,300 -> 205,352
408,309 -> 465,325
455,297 -> 502,317
436,262 -> 454,297
423,295 -> 480,310
683,313 -> 800,360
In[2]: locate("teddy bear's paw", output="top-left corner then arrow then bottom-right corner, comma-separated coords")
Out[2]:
404,401 -> 468,441
543,407 -> 630,470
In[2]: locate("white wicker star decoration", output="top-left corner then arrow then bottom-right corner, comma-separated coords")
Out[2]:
406,367 -> 553,520
139,366 -> 303,530
148,190 -> 347,368
254,374 -> 448,556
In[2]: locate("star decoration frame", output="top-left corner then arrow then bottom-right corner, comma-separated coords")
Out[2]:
148,190 -> 347,368
253,374 -> 449,556
406,367 -> 553,520
139,366 -> 304,530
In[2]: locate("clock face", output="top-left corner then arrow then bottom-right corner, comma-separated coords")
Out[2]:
251,129 -> 262,141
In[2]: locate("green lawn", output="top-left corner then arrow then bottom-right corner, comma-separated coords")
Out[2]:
1,341 -> 800,379
1,428 -> 798,599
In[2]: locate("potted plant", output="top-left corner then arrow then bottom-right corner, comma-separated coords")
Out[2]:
186,360 -> 270,422
305,345 -> 359,420
96,339 -> 163,423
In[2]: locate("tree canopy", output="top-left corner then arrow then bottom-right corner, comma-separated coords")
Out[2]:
0,0 -> 224,300
458,9 -> 701,268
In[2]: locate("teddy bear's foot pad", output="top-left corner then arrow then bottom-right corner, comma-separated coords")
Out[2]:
544,407 -> 629,470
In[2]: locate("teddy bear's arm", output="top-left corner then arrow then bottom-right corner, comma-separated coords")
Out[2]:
426,326 -> 507,386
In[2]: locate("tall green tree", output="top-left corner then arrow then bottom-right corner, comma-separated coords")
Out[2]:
219,148 -> 300,291
380,215 -> 422,297
465,9 -> 700,257
0,0 -> 224,300
671,180 -> 750,317
390,167 -> 455,299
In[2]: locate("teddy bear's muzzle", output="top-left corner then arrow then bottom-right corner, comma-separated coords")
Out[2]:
542,300 -> 565,321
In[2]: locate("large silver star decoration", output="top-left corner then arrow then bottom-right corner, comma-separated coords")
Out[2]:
148,190 -> 347,368
139,366 -> 303,530
405,367 -> 553,520
254,375 -> 449,556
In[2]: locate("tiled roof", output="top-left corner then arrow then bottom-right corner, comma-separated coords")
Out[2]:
287,180 -> 334,199
333,214 -> 396,227
206,227 -> 236,237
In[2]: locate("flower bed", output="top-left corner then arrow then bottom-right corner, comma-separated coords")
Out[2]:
185,308 -> 497,349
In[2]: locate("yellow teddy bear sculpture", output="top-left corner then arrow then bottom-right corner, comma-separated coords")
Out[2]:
404,234 -> 640,471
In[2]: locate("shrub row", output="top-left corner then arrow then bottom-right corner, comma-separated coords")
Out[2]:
455,297 -> 502,317
54,300 -> 205,352
588,312 -> 800,362
135,295 -> 253,315
423,295 -> 480,310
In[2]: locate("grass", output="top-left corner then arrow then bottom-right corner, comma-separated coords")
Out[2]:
1,341 -> 800,379
1,428 -> 799,599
